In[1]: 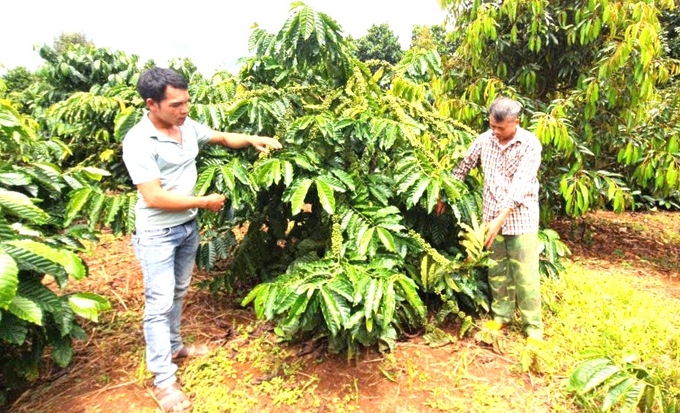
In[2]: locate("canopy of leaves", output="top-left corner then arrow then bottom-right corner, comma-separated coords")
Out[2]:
52,32 -> 94,54
36,43 -> 139,106
411,24 -> 457,58
239,1 -> 354,88
2,67 -> 34,95
350,23 -> 404,65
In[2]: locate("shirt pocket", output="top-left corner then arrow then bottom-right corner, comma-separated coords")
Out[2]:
502,145 -> 523,177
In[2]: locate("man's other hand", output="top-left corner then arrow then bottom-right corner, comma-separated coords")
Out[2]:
251,136 -> 283,153
203,194 -> 226,212
434,198 -> 447,216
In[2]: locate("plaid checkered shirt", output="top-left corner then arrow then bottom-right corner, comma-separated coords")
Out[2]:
453,126 -> 542,235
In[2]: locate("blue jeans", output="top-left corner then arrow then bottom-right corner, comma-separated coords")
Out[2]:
132,219 -> 199,388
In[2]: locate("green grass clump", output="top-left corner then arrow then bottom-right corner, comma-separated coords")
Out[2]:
541,262 -> 680,410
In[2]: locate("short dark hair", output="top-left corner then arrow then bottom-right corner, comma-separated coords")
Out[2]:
488,97 -> 522,122
136,67 -> 188,102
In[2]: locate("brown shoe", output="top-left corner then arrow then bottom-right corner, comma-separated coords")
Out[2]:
172,344 -> 209,360
153,382 -> 192,413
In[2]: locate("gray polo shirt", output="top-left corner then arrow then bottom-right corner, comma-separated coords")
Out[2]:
122,114 -> 213,230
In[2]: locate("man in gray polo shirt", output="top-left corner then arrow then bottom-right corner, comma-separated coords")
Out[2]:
122,67 -> 281,413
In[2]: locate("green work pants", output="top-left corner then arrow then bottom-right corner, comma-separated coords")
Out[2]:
488,233 -> 543,339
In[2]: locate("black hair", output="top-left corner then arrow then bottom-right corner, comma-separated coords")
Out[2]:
488,97 -> 522,122
136,67 -> 188,103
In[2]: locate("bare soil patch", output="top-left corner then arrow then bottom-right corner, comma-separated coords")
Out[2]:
551,210 -> 680,298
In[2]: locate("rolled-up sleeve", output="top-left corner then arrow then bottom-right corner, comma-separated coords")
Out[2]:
452,137 -> 482,181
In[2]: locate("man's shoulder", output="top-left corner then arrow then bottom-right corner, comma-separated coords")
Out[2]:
516,127 -> 541,147
123,115 -> 151,138
474,130 -> 494,144
181,117 -> 212,136
181,117 -> 211,131
122,117 -> 156,153
181,117 -> 214,146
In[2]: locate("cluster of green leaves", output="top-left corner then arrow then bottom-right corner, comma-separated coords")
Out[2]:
0,101 -> 111,399
436,0 -> 680,216
5,36 -> 143,189
242,257 -> 425,356
570,351 -> 679,412
1,33 -> 144,236
349,23 -> 404,65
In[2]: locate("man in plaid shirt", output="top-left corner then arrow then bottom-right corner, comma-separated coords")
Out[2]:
451,97 -> 543,342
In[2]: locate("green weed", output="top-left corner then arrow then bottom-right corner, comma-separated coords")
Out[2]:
542,262 -> 680,410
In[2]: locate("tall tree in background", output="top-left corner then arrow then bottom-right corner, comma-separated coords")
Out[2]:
351,23 -> 404,64
36,43 -> 139,105
52,32 -> 94,54
1,66 -> 36,114
1,66 -> 34,93
34,44 -> 140,180
411,24 -> 456,59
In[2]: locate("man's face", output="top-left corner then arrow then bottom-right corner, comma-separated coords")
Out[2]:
489,115 -> 519,144
147,85 -> 190,127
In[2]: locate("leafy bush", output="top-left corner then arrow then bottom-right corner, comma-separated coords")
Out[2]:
0,101 -> 110,402
187,4 -> 570,356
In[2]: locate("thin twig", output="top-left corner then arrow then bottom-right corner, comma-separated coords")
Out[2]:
108,287 -> 129,311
